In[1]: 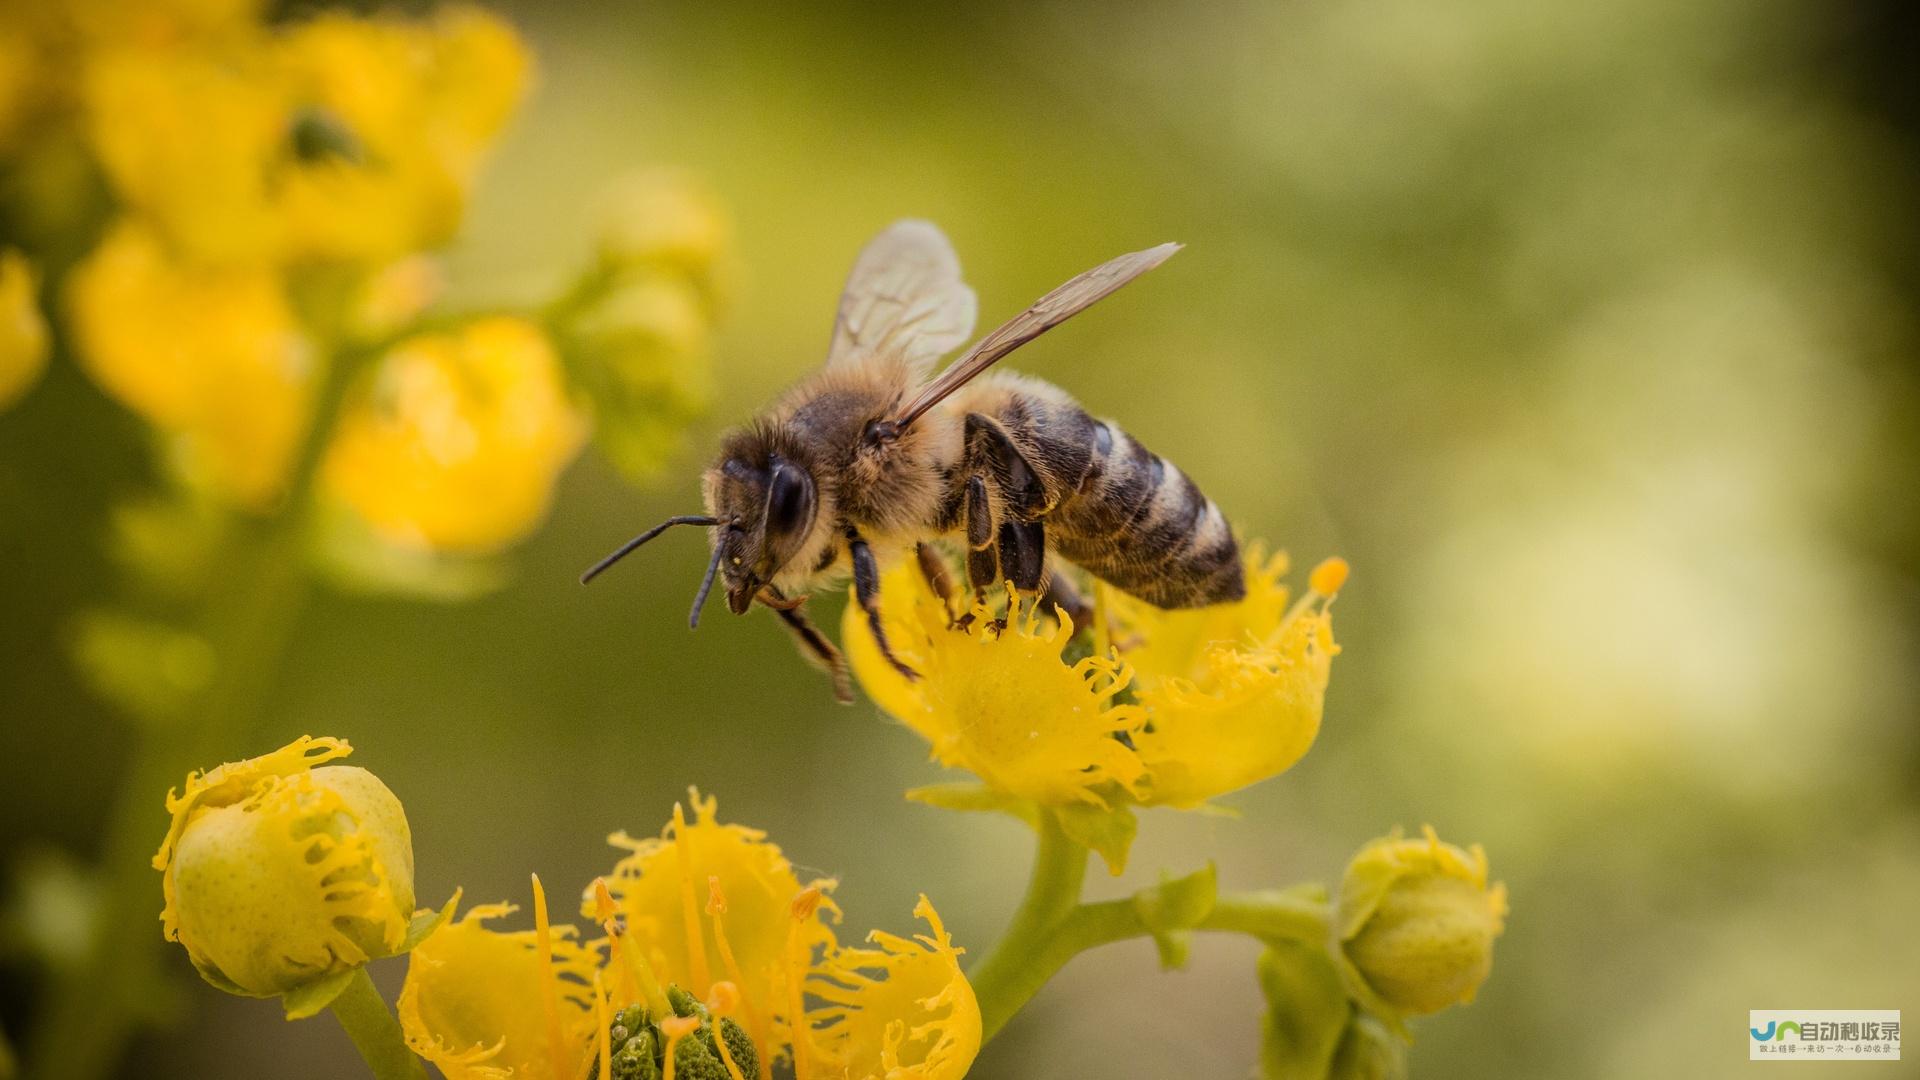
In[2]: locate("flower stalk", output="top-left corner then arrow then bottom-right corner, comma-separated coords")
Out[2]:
27,344 -> 366,1079
968,813 -> 1333,1044
330,969 -> 431,1080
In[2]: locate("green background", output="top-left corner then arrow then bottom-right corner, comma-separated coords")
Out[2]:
3,0 -> 1916,1076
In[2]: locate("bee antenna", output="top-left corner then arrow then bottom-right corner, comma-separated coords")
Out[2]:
688,540 -> 729,629
579,515 -> 720,585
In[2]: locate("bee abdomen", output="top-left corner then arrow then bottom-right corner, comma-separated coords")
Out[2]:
1035,412 -> 1243,609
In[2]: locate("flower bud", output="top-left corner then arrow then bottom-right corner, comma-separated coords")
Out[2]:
1332,827 -> 1506,1021
594,170 -> 731,302
154,736 -> 416,1001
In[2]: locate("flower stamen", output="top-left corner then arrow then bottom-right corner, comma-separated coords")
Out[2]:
593,877 -> 670,1015
785,887 -> 826,1080
530,874 -> 569,1080
660,1015 -> 701,1080
707,876 -> 770,1079
593,969 -> 613,1080
706,981 -> 750,1080
671,801 -> 714,992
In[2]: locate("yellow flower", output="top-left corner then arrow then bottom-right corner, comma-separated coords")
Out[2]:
397,793 -> 978,1079
152,736 -> 416,1007
82,41 -> 287,264
848,578 -> 1148,808
276,6 -> 530,263
67,221 -> 313,506
593,790 -> 838,1031
1118,551 -> 1344,809
590,793 -> 977,1080
322,316 -> 584,553
0,249 -> 49,411
80,4 -> 528,266
846,547 -> 1343,811
398,887 -> 599,1080
1332,826 -> 1507,1024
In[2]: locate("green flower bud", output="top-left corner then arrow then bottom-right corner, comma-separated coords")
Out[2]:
1333,826 -> 1507,1023
593,169 -> 731,304
154,737 -> 416,1002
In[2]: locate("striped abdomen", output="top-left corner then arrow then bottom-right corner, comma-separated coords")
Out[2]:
989,390 -> 1244,609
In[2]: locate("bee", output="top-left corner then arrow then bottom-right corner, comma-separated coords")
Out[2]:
582,221 -> 1244,702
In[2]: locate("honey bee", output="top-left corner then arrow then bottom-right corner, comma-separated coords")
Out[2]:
582,221 -> 1243,701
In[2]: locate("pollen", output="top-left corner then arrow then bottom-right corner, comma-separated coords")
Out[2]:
1309,556 -> 1350,598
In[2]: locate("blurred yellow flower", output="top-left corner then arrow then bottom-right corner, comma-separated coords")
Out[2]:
398,893 -> 599,1080
276,6 -> 530,263
67,222 -> 313,505
847,547 -> 1342,811
152,736 -> 416,1005
80,3 -> 528,266
0,249 -> 49,411
1333,826 -> 1507,1025
323,316 -> 584,553
83,43 -> 287,264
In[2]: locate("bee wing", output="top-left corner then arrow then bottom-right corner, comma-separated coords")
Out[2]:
890,241 -> 1180,430
827,220 -> 978,380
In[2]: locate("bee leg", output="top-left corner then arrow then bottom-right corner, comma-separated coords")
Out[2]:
774,602 -> 853,704
847,527 -> 920,681
915,542 -> 963,626
998,519 -> 1045,593
1039,567 -> 1094,634
964,474 -> 998,597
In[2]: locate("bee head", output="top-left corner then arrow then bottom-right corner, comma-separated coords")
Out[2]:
704,426 -> 821,616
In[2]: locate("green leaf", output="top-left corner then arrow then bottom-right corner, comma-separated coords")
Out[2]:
1131,863 -> 1217,969
1257,940 -> 1351,1080
1055,802 -> 1137,876
398,889 -> 462,953
904,783 -> 1039,827
280,967 -> 357,1020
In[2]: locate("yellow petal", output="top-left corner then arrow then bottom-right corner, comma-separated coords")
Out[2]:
808,895 -> 980,1080
1111,548 -> 1342,808
1134,609 -> 1337,808
67,222 -> 313,506
847,563 -> 1147,808
322,316 -> 584,553
592,791 -> 838,1029
398,902 -> 598,1080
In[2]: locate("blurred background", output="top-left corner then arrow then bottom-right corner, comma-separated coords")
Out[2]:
3,0 -> 1916,1077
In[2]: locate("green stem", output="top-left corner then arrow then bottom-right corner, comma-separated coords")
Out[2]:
965,809 -> 1089,1041
973,880 -> 1332,1045
329,969 -> 429,1080
25,343 -> 366,1080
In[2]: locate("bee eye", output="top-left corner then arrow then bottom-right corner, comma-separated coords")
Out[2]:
764,459 -> 815,542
